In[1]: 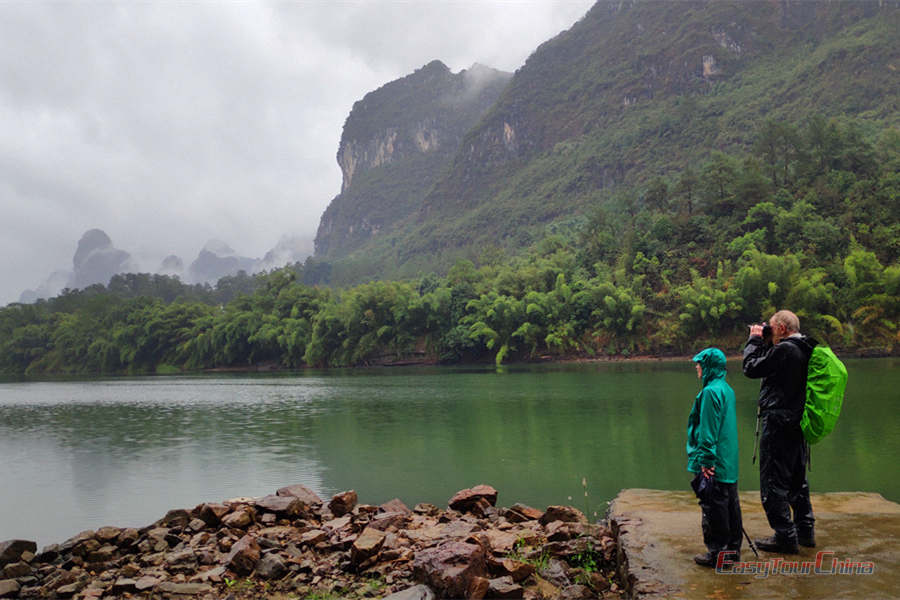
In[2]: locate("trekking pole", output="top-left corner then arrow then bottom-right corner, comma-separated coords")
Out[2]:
742,526 -> 760,559
752,407 -> 761,465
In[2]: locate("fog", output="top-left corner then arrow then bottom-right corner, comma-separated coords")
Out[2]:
0,0 -> 594,305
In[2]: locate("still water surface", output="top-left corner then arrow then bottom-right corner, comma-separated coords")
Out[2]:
1,359 -> 897,546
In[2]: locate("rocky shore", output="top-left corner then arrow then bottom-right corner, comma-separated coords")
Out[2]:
0,485 -> 624,600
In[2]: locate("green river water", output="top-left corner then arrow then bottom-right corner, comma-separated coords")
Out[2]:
0,358 -> 897,546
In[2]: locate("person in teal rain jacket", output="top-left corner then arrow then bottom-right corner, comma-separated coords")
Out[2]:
686,347 -> 743,567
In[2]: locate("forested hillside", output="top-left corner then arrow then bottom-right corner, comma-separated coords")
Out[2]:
318,0 -> 898,283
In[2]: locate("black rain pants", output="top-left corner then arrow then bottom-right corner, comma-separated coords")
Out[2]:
759,410 -> 816,541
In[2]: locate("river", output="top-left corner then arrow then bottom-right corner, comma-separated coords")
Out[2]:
1,358 -> 897,546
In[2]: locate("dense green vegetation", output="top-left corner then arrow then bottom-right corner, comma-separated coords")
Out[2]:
322,0 -> 898,283
2,117 -> 897,374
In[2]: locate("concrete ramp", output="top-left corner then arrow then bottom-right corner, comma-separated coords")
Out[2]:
608,489 -> 900,599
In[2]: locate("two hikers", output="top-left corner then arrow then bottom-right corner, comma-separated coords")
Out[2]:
688,309 -> 818,566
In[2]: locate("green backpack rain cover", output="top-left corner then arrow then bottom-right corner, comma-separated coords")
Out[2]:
801,346 -> 848,444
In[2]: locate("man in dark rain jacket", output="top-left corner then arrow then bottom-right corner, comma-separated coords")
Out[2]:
743,309 -> 817,554
687,347 -> 742,566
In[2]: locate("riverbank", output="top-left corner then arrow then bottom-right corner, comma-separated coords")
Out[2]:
0,485 -> 624,600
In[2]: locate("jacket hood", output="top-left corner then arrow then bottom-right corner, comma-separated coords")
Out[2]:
693,347 -> 727,385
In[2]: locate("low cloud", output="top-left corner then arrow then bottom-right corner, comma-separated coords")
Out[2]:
0,0 -> 593,304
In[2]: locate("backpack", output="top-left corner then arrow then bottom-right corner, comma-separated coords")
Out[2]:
801,346 -> 848,444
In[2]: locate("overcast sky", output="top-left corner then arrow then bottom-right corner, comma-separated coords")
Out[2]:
0,0 -> 594,305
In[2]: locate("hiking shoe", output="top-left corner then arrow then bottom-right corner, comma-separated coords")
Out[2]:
694,551 -> 718,567
755,535 -> 799,554
798,530 -> 816,548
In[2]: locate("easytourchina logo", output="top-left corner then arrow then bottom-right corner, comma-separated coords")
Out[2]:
715,551 -> 875,578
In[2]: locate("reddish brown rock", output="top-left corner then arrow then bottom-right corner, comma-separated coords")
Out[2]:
505,503 -> 544,523
411,541 -> 486,599
380,498 -> 412,515
0,540 -> 37,567
95,527 -> 120,543
1,561 -> 30,579
195,503 -> 230,526
255,494 -> 305,516
499,559 -> 535,583
0,579 -> 19,598
369,511 -> 410,532
256,553 -> 287,580
328,491 -> 358,517
448,485 -> 498,513
539,506 -> 587,525
222,509 -> 253,529
116,528 -> 140,547
467,575 -> 490,599
351,527 -> 387,565
225,535 -> 260,575
488,576 -> 525,598
276,484 -> 323,507
160,509 -> 191,528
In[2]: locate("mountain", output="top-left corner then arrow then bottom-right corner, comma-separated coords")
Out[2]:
313,0 -> 899,281
314,60 -> 512,259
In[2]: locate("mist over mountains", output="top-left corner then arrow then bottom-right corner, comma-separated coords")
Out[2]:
19,229 -> 313,303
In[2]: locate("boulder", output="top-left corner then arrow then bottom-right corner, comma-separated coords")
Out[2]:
539,506 -> 587,525
194,503 -> 230,526
411,541 -> 486,599
224,535 -> 260,575
160,508 -> 191,529
0,540 -> 37,567
300,530 -> 328,546
59,531 -> 94,553
276,484 -> 323,507
505,503 -> 544,523
379,498 -> 412,515
222,509 -> 253,529
369,511 -> 410,532
499,559 -> 535,583
350,527 -> 386,565
328,491 -> 358,517
413,503 -> 440,516
448,485 -> 498,513
0,580 -> 19,598
488,576 -> 524,599
1,561 -> 31,579
381,584 -> 435,600
116,528 -> 140,547
255,494 -> 305,516
95,527 -> 121,543
256,553 -> 287,580
467,576 -> 490,599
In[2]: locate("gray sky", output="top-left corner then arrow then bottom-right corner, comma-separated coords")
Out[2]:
0,0 -> 594,305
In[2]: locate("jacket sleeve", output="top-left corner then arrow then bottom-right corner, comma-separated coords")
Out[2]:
743,337 -> 780,379
696,387 -> 722,468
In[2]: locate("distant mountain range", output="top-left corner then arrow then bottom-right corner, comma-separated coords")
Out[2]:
19,229 -> 313,303
311,0 -> 899,284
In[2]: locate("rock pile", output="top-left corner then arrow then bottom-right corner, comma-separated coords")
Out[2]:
0,485 -> 622,599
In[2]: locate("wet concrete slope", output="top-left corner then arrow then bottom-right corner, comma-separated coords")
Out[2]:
608,489 -> 900,599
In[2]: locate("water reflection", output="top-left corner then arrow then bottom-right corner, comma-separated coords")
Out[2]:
0,359 -> 897,546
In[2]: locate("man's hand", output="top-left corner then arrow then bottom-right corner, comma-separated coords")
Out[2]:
701,466 -> 716,479
749,324 -> 764,338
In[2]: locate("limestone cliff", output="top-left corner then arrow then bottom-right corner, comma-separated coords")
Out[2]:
314,60 -> 511,258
